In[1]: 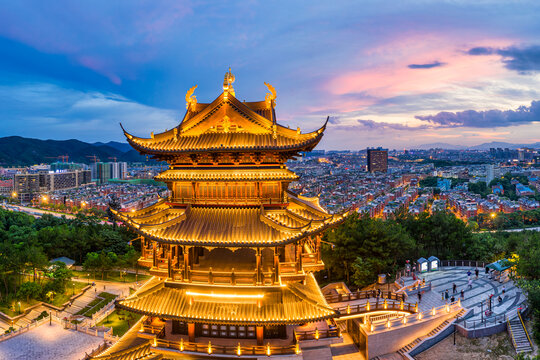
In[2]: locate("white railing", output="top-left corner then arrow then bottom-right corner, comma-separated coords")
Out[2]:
90,298 -> 117,326
367,301 -> 462,333
0,314 -> 62,342
458,301 -> 527,329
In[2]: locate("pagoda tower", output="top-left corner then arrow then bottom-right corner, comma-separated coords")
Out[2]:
95,70 -> 348,359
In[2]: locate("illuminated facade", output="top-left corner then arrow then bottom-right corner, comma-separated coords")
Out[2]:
367,147 -> 388,173
95,70 -> 347,359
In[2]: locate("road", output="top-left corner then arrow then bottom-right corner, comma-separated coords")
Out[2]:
1,203 -> 76,219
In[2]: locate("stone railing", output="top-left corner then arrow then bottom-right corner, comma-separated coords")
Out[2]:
325,289 -> 405,304
334,298 -> 417,318
0,314 -> 62,342
366,301 -> 462,334
90,297 -> 117,326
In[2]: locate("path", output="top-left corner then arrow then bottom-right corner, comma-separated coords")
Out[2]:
0,322 -> 104,360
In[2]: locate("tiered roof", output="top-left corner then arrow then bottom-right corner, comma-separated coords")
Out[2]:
112,191 -> 348,247
117,274 -> 336,325
121,92 -> 327,158
155,167 -> 298,182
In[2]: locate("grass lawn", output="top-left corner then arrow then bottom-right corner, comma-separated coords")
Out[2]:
72,270 -> 151,283
97,310 -> 142,336
50,281 -> 88,307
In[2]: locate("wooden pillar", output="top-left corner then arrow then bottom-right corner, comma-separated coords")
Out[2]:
256,248 -> 262,284
184,246 -> 190,281
316,235 -> 321,262
176,245 -> 181,269
188,323 -> 195,342
167,246 -> 172,279
273,247 -> 280,283
295,243 -> 301,273
256,326 -> 264,346
152,242 -> 157,268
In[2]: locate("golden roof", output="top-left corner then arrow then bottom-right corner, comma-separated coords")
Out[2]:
117,274 -> 336,325
155,167 -> 298,182
121,91 -> 327,156
112,192 -> 349,247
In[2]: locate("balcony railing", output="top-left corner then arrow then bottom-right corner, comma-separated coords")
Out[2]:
325,290 -> 405,304
333,299 -> 416,317
153,338 -> 299,356
294,327 -> 340,341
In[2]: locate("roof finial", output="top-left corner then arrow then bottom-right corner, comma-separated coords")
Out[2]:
223,67 -> 236,97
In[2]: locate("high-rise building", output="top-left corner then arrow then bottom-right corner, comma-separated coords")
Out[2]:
103,71 -> 348,359
367,147 -> 388,173
91,161 -> 128,183
13,173 -> 40,201
39,170 -> 92,191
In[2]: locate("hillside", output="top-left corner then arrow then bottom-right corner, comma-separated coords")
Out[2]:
0,136 -> 149,166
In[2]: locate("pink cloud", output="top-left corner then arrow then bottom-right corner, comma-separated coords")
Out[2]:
326,34 -> 515,99
77,56 -> 121,85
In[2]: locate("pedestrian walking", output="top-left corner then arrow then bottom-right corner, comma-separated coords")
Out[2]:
467,270 -> 471,277
502,286 -> 506,295
461,289 -> 465,299
468,279 -> 473,289
498,296 -> 503,304
445,289 -> 449,301
450,296 -> 455,302
418,292 -> 422,302
452,283 -> 457,293
475,268 -> 479,278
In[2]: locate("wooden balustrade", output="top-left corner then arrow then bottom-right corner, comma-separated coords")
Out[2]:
294,327 -> 340,341
153,338 -> 299,356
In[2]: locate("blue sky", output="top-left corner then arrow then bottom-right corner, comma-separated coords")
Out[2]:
1,0 -> 540,149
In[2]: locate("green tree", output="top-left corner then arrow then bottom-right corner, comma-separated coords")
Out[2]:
122,247 -> 140,282
17,281 -> 42,302
24,246 -> 48,282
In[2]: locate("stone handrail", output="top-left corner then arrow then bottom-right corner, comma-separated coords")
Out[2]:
368,301 -> 462,333
325,289 -> 405,304
457,301 -> 527,329
334,299 -> 417,318
0,314 -> 62,342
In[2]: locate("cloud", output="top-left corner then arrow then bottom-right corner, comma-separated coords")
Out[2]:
468,45 -> 540,73
328,116 -> 341,124
0,82 -> 177,142
337,119 -> 431,131
415,100 -> 540,128
407,61 -> 445,69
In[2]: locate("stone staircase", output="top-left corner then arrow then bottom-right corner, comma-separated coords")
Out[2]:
508,315 -> 533,354
396,309 -> 466,358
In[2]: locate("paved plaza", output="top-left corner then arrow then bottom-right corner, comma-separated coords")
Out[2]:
402,266 -> 523,324
0,322 -> 104,360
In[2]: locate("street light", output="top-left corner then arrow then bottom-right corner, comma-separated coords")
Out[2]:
490,212 -> 497,218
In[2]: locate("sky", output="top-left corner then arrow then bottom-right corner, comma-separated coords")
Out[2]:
1,0 -> 540,150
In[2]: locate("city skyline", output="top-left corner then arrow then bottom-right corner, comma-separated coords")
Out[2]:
1,1 -> 540,149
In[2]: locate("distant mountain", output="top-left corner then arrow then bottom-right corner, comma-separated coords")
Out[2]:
0,136 -> 149,166
413,141 -> 540,150
93,141 -> 133,153
412,143 -> 467,150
